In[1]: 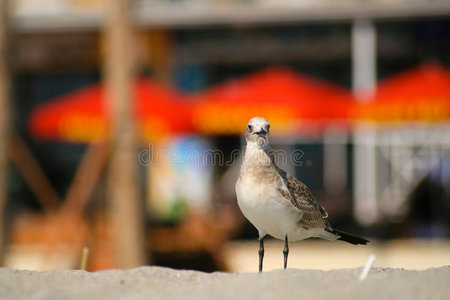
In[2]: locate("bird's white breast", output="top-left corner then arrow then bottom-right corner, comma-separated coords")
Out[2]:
236,173 -> 302,240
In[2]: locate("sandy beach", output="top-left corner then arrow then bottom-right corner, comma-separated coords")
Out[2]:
0,265 -> 448,300
2,238 -> 449,299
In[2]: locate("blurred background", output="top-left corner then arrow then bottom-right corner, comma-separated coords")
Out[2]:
0,0 -> 449,272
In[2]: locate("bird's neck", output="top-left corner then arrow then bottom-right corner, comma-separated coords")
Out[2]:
241,141 -> 274,178
245,139 -> 270,153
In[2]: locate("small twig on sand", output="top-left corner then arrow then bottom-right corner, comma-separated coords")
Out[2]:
358,254 -> 376,281
80,247 -> 89,271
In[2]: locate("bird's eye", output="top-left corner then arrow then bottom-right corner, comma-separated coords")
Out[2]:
267,124 -> 270,130
247,124 -> 253,131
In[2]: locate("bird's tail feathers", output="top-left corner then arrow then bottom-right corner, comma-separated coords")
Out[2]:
326,228 -> 369,245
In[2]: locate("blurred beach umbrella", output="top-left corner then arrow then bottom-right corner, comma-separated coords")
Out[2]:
28,79 -> 194,143
190,67 -> 354,135
355,63 -> 450,122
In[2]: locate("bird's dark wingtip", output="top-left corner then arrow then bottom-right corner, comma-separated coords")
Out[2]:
328,229 -> 369,245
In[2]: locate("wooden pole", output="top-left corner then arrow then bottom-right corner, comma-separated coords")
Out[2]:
103,0 -> 146,268
61,141 -> 109,217
8,135 -> 60,212
0,0 -> 10,263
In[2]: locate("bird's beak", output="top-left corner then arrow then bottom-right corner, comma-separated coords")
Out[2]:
255,129 -> 267,136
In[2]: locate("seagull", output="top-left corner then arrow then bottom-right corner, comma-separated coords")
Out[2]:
235,117 -> 368,272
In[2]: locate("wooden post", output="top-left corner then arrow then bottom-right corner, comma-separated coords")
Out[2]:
61,141 -> 110,217
0,0 -> 10,263
8,135 -> 60,212
103,0 -> 146,268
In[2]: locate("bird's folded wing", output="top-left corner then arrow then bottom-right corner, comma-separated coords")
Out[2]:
277,172 -> 329,229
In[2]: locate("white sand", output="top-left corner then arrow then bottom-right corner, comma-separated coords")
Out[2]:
0,266 -> 448,300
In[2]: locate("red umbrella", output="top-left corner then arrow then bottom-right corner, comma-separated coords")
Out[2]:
355,63 -> 450,122
190,67 -> 354,135
28,79 -> 194,143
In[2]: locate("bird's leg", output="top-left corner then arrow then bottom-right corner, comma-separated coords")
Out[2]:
258,237 -> 264,273
283,235 -> 289,269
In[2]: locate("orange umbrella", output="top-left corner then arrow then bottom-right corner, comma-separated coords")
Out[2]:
190,67 -> 354,135
28,79 -> 194,143
355,63 -> 450,122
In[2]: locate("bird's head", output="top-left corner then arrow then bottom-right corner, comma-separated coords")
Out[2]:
245,117 -> 270,148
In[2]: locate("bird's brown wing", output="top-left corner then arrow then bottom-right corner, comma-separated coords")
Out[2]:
277,169 -> 330,230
